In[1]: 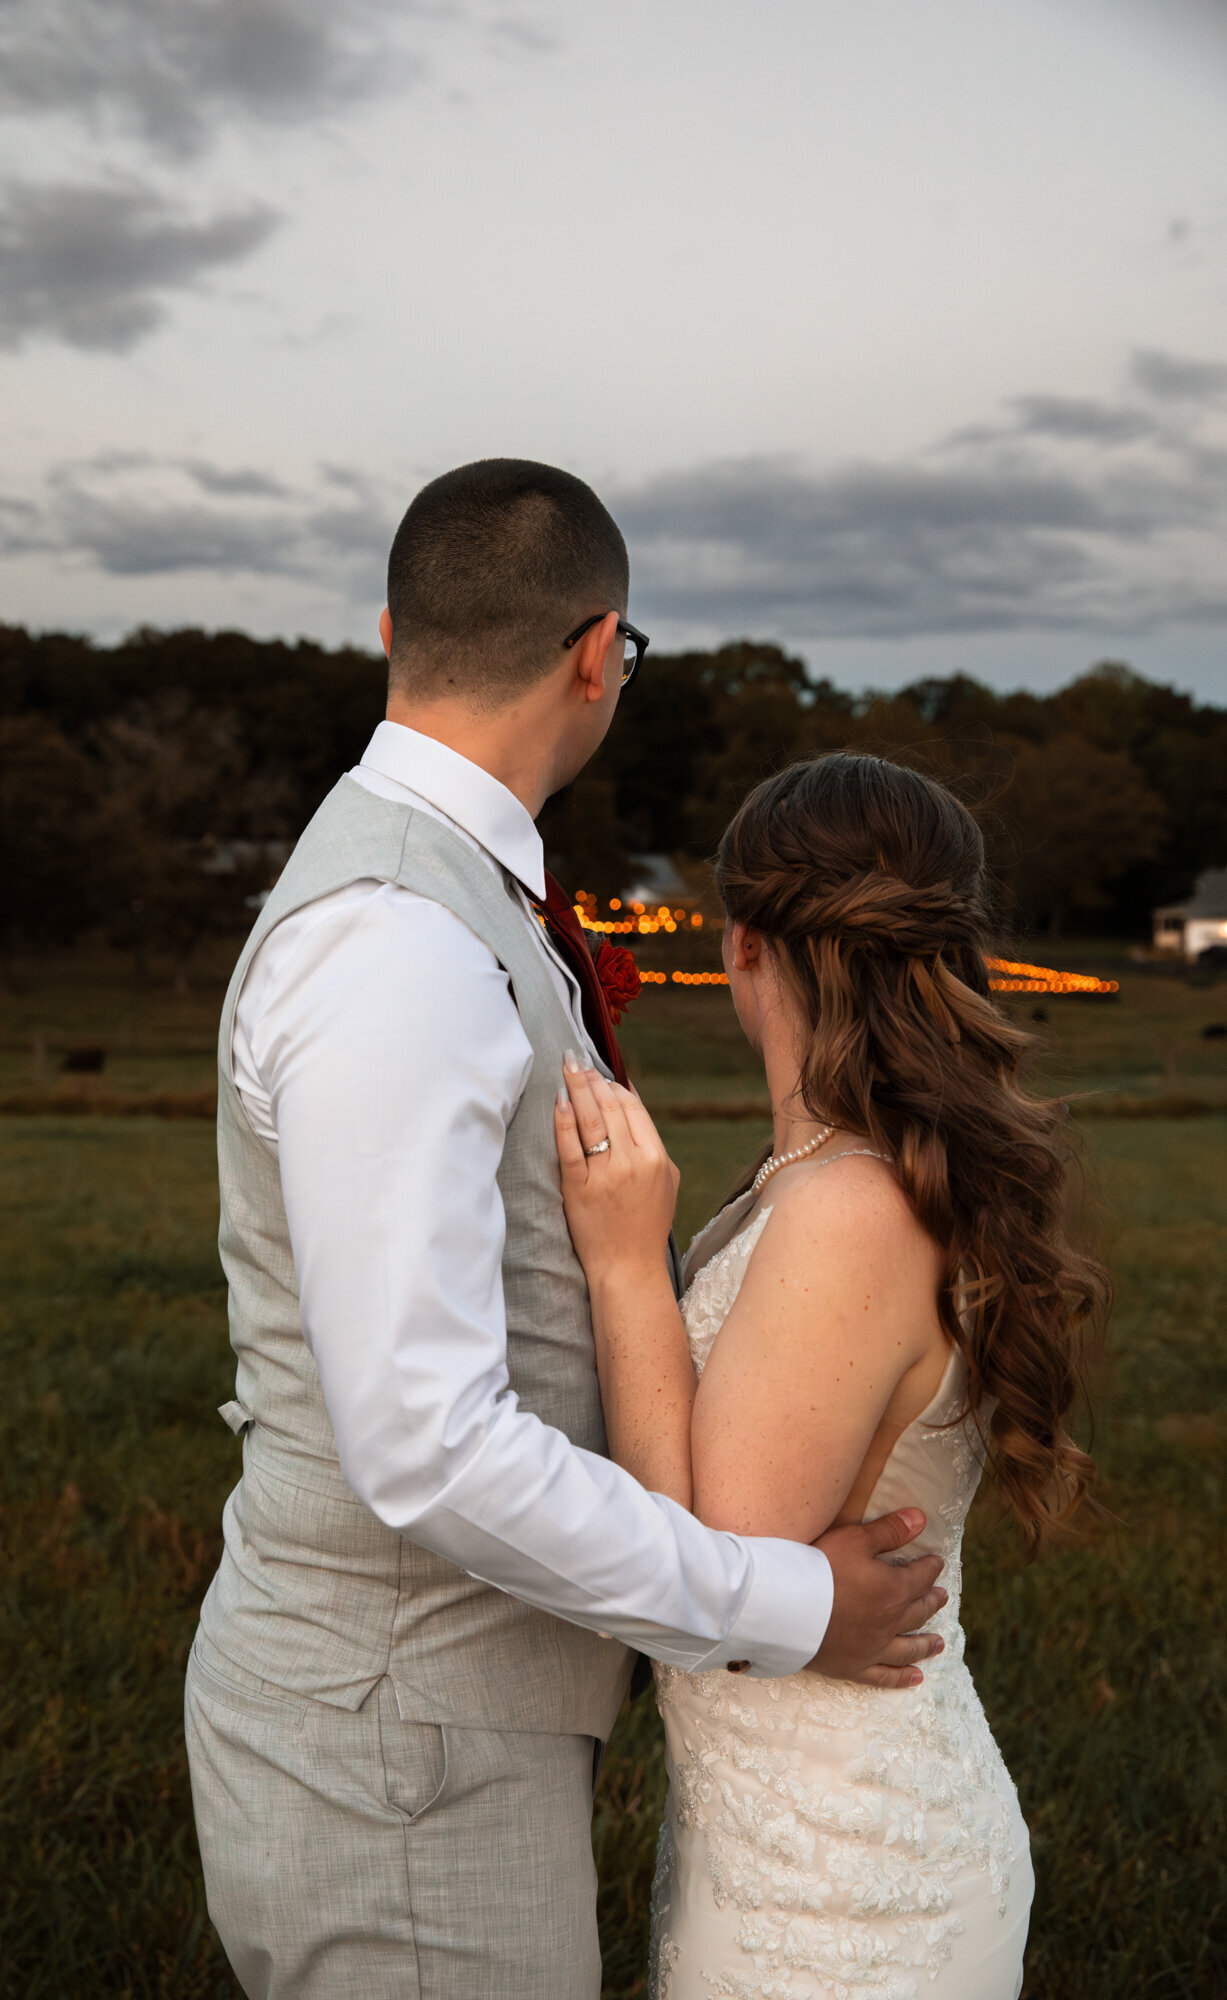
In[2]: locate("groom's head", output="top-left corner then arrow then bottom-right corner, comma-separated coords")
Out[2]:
382,459 -> 628,708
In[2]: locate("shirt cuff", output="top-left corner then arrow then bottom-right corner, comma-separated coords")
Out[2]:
692,1539 -> 834,1679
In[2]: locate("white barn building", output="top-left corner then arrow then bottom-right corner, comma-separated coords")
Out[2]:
1152,869 -> 1227,960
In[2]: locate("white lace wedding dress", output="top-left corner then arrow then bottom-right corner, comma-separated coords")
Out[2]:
649,1190 -> 1033,2000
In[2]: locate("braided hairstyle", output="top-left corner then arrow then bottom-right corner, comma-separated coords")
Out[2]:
716,753 -> 1106,1550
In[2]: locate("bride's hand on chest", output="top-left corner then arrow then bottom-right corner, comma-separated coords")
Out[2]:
553,1059 -> 680,1281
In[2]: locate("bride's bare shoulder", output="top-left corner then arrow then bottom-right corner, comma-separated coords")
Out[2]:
758,1148 -> 940,1283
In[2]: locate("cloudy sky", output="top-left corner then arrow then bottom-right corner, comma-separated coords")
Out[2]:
1,0 -> 1225,697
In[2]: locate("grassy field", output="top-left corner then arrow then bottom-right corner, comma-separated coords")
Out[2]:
3,937 -> 1227,1110
0,956 -> 1224,1996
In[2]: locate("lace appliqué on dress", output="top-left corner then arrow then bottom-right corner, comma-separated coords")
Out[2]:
650,1820 -> 683,2000
682,1206 -> 773,1380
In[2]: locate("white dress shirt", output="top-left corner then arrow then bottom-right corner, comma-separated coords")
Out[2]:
231,720 -> 833,1677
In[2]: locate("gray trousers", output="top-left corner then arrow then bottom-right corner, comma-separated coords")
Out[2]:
185,1634 -> 603,1999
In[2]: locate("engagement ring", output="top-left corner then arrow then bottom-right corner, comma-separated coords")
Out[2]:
584,1138 -> 611,1157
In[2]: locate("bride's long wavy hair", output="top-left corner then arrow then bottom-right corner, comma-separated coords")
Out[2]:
715,753 -> 1107,1550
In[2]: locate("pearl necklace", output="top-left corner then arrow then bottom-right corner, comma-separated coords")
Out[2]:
751,1124 -> 834,1196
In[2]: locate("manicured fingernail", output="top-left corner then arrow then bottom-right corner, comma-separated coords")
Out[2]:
556,1088 -> 571,1111
933,1637 -> 945,1653
908,1670 -> 923,1687
563,1049 -> 583,1073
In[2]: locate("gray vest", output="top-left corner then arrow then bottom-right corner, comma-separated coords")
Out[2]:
198,776 -> 633,1737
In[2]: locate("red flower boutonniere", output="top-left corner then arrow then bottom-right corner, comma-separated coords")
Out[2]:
592,940 -> 641,1024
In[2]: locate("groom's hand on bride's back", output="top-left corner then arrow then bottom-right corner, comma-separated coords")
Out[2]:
806,1508 -> 947,1689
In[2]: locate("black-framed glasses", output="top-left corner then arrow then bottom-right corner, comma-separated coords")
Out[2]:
563,613 -> 650,690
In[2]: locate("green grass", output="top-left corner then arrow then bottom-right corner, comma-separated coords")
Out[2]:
6,942 -> 1226,1109
0,1119 -> 234,1997
0,945 -> 227,1099
0,958 -> 1224,1996
619,971 -> 1227,1110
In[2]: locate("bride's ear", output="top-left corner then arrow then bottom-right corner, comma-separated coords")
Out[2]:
729,924 -> 766,973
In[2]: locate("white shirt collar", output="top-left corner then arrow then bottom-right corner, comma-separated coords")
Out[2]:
359,720 -> 546,901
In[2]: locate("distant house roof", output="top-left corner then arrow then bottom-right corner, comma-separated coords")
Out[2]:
1153,868 -> 1227,921
622,852 -> 691,902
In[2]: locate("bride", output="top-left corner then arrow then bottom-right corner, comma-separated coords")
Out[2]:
555,753 -> 1105,2000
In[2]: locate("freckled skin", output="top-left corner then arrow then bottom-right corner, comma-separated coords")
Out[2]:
680,1160 -> 950,1540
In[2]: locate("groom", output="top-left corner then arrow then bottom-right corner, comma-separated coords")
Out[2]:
185,459 -> 947,1998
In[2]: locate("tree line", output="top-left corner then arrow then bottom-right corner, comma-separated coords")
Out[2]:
2,622 -> 1223,976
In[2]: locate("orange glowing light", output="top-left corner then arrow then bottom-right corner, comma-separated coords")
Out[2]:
571,902 -> 1117,996
985,957 -> 1117,996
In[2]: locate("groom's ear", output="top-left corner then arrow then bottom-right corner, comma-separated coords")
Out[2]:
379,607 -> 394,660
571,611 -> 621,703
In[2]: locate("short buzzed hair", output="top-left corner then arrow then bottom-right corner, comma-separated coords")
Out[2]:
385,458 -> 629,703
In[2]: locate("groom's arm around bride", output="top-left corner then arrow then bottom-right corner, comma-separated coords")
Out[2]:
185,459 -> 946,2000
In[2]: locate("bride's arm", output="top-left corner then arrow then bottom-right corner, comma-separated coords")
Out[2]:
554,1066 -> 696,1508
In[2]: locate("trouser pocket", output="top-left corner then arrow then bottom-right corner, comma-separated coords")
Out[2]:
187,1633 -> 309,1727
376,1677 -> 448,1823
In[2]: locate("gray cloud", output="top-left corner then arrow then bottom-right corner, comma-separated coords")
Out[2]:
487,17 -> 561,57
183,461 -> 292,499
0,454 -> 393,603
1130,347 -> 1227,404
1007,395 -> 1157,445
0,0 -> 423,158
0,180 -> 279,351
617,362 -> 1227,641
0,1 -> 556,157
3,354 -> 1224,647
0,3 -> 558,352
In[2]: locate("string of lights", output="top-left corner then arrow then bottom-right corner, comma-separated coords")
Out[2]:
572,892 -> 701,937
571,895 -> 1119,996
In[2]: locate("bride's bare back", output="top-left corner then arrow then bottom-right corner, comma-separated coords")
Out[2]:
689,1147 -> 953,1542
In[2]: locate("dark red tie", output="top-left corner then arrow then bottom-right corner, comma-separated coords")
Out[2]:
535,871 -> 630,1087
